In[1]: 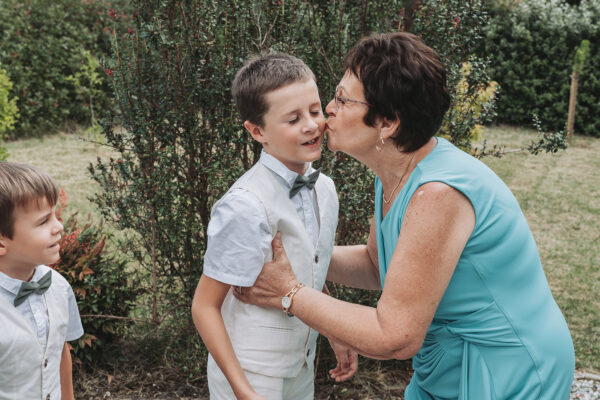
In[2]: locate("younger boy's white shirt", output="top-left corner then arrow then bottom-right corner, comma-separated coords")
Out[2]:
203,150 -> 320,287
0,265 -> 83,348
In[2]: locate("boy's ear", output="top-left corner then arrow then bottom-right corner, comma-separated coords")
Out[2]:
0,237 -> 7,256
243,120 -> 267,144
378,116 -> 401,141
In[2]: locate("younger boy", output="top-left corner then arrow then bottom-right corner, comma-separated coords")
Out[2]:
191,54 -> 351,399
0,162 -> 84,400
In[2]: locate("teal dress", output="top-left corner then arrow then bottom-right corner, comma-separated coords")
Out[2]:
375,138 -> 574,399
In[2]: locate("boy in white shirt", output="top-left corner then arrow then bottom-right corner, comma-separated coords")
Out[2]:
0,162 -> 84,400
191,53 -> 356,400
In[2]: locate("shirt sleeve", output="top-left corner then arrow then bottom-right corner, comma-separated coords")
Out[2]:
65,285 -> 84,341
203,188 -> 272,287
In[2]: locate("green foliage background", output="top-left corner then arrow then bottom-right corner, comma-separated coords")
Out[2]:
484,0 -> 600,136
0,0 -> 129,136
52,193 -> 138,367
0,63 -> 18,159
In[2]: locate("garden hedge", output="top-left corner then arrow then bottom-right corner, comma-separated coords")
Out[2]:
485,0 -> 600,137
0,0 -> 129,136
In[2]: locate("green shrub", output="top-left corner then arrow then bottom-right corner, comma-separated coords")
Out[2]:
50,189 -> 138,367
484,0 -> 600,136
412,0 -> 497,150
0,0 -> 130,136
0,63 -> 18,160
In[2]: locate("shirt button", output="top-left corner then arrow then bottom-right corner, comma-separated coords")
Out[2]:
44,359 -> 48,368
307,348 -> 311,357
314,255 -> 319,263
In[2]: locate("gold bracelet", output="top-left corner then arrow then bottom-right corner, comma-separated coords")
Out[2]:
281,282 -> 304,317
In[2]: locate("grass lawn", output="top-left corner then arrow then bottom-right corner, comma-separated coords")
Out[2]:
480,126 -> 600,372
4,131 -> 116,218
4,125 -> 599,398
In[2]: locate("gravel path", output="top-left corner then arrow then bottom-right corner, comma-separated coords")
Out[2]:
571,372 -> 600,400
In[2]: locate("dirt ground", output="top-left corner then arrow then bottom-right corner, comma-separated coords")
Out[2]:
75,359 -> 413,400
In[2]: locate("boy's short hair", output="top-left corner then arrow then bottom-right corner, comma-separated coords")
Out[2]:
0,162 -> 59,239
231,53 -> 316,127
344,32 -> 450,152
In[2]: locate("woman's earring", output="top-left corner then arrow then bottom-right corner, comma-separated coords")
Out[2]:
376,136 -> 385,152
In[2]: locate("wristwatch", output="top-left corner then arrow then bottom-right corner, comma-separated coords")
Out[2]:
281,282 -> 304,317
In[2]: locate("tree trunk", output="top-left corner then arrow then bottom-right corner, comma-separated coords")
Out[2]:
567,70 -> 579,142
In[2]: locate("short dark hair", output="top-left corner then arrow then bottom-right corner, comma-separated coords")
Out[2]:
231,53 -> 316,127
0,162 -> 59,239
344,32 -> 450,152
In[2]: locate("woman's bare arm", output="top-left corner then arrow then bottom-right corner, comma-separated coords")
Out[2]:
327,219 -> 380,290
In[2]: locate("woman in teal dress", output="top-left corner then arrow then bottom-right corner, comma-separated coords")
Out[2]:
235,32 -> 575,399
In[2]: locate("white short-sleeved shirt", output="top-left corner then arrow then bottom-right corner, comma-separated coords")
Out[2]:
0,265 -> 84,348
203,151 -> 320,287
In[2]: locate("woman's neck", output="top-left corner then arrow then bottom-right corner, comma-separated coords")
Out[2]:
368,137 -> 437,199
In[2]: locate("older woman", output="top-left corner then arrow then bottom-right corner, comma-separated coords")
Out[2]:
235,32 -> 575,399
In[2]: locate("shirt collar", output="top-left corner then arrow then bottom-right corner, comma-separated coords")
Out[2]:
0,265 -> 46,295
259,150 -> 314,188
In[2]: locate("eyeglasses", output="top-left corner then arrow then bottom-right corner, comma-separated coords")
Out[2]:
334,87 -> 372,111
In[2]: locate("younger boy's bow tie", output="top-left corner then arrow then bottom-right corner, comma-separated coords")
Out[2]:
13,270 -> 52,307
289,169 -> 321,198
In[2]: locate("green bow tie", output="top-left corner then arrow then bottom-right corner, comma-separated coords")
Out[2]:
13,270 -> 52,307
289,169 -> 321,198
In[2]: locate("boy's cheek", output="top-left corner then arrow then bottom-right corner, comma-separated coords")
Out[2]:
318,119 -> 326,133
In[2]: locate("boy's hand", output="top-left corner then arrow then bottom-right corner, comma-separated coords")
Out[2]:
328,338 -> 358,382
240,390 -> 266,400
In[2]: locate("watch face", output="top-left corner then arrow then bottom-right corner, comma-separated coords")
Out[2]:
281,296 -> 291,309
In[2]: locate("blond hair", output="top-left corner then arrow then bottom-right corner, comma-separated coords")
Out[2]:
0,162 -> 59,239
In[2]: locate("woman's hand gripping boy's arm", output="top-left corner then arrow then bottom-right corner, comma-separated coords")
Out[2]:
192,276 -> 265,400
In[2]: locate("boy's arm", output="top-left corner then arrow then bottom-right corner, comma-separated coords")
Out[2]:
60,342 -> 74,400
191,275 -> 263,400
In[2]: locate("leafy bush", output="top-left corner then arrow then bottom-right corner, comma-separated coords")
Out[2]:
0,63 -> 18,160
440,62 -> 498,146
0,0 -> 130,136
412,0 -> 497,150
484,0 -> 600,136
483,0 -> 524,16
50,189 -> 137,366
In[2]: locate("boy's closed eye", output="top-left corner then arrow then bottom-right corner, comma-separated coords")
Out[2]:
36,211 -> 55,226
